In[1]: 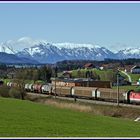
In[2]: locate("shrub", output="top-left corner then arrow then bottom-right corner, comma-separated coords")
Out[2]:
0,85 -> 10,97
9,87 -> 26,99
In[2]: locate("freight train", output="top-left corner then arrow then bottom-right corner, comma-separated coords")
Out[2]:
5,81 -> 140,104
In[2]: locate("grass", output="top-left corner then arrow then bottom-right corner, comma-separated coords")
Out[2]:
93,69 -> 114,81
112,85 -> 140,91
72,68 -> 114,81
128,73 -> 140,82
0,97 -> 140,137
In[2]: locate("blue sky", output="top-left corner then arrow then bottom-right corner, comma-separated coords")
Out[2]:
0,2 -> 140,51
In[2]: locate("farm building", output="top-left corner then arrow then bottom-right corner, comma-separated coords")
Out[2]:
131,66 -> 140,74
62,71 -> 72,78
51,78 -> 112,88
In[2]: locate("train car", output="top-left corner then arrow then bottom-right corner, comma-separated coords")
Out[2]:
32,84 -> 42,93
12,82 -> 19,88
6,82 -> 10,87
7,81 -> 13,87
28,84 -> 34,92
71,86 -> 98,99
41,84 -> 52,94
24,83 -> 34,92
7,81 -> 20,88
25,83 -> 30,92
98,88 -> 126,102
52,86 -> 72,96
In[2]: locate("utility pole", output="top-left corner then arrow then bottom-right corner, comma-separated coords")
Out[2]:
55,74 -> 56,99
117,72 -> 119,106
54,66 -> 57,99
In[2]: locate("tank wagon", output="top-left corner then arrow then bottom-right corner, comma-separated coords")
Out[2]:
24,84 -> 34,92
41,84 -> 52,94
7,82 -> 13,87
32,84 -> 42,93
7,81 -> 19,88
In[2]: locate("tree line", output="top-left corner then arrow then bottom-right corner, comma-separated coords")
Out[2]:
56,58 -> 140,71
15,65 -> 54,83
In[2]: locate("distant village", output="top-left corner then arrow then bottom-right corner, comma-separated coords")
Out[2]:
0,58 -> 140,89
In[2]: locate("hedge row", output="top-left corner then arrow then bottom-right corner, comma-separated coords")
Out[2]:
0,85 -> 26,99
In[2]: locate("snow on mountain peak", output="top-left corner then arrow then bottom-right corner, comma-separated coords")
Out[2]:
120,48 -> 140,55
0,42 -> 16,54
53,42 -> 101,49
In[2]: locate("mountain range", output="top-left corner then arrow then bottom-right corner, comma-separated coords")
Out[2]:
0,37 -> 140,64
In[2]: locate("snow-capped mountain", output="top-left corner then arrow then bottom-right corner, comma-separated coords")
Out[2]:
116,48 -> 140,59
16,42 -> 115,63
16,43 -> 64,63
1,37 -> 140,64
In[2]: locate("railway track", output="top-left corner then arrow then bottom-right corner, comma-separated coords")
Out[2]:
26,92 -> 140,109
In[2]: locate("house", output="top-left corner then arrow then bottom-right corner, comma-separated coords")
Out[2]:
113,74 -> 131,86
62,71 -> 72,78
131,66 -> 140,74
99,66 -> 104,70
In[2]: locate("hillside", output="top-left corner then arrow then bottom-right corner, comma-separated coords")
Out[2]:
0,52 -> 39,64
0,97 -> 140,137
71,68 -> 115,81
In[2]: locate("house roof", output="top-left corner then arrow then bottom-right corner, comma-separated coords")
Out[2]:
63,71 -> 72,74
84,63 -> 93,68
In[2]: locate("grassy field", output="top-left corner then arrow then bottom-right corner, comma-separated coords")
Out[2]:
71,68 -> 114,81
112,85 -> 140,91
70,68 -> 140,82
0,97 -> 140,137
128,73 -> 140,82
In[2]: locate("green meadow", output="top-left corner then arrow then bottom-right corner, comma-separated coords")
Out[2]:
0,97 -> 140,137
